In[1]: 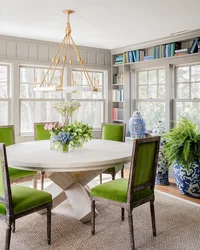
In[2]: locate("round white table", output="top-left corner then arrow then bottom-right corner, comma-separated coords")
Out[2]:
7,139 -> 133,223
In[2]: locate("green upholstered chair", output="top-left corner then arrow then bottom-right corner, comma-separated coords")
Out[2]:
0,143 -> 52,250
34,123 -> 51,190
100,123 -> 126,183
0,126 -> 37,188
91,136 -> 161,250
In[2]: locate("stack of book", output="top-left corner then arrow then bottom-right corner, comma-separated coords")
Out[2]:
123,50 -> 145,63
174,48 -> 189,56
113,74 -> 124,85
153,42 -> 181,59
114,55 -> 123,65
112,88 -> 124,102
112,108 -> 124,120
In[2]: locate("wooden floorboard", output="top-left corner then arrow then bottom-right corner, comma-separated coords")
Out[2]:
123,168 -> 200,205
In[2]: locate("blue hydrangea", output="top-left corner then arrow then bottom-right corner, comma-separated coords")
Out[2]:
57,132 -> 74,145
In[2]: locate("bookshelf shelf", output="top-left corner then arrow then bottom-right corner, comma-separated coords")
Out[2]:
111,32 -> 200,133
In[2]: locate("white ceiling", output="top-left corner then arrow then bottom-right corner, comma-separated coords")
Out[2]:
1,0 -> 200,50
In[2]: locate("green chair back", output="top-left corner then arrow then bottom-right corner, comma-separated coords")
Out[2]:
34,123 -> 51,141
0,126 -> 15,146
127,136 -> 160,204
101,123 -> 126,142
0,144 -> 13,215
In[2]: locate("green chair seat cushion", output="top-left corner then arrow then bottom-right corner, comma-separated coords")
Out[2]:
91,178 -> 153,203
0,186 -> 52,215
103,165 -> 122,174
8,167 -> 36,180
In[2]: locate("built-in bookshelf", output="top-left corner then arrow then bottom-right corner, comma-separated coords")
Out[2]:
111,31 -> 200,132
112,36 -> 200,65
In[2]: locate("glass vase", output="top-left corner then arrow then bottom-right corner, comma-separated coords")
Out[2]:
50,137 -> 69,153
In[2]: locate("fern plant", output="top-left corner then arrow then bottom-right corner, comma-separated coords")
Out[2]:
164,117 -> 200,169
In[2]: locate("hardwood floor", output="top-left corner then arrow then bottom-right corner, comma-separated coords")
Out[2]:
123,168 -> 200,205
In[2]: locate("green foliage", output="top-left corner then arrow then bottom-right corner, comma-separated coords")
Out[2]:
164,117 -> 200,169
66,121 -> 93,149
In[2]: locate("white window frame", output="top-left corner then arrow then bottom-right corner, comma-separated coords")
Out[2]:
174,63 -> 200,122
71,69 -> 105,130
0,63 -> 11,125
19,65 -> 64,135
136,67 -> 166,130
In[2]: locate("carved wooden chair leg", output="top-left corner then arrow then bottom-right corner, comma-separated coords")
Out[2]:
127,209 -> 135,250
121,165 -> 124,178
41,171 -> 45,190
91,199 -> 95,235
33,174 -> 37,189
150,201 -> 156,236
121,208 -> 125,221
99,173 -> 102,184
47,206 -> 51,245
12,220 -> 15,233
5,223 -> 12,250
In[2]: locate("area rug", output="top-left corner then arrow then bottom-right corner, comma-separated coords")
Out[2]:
0,191 -> 200,250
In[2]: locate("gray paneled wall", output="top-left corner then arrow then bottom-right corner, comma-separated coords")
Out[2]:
0,35 -> 111,67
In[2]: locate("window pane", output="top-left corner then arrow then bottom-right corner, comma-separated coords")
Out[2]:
158,69 -> 165,84
158,85 -> 165,99
20,101 -> 60,134
95,72 -> 103,86
49,69 -> 62,85
138,71 -> 147,85
72,101 -> 104,128
149,85 -> 157,99
149,70 -> 157,85
20,83 -> 35,98
177,66 -> 189,83
73,71 -> 82,85
191,83 -> 200,99
0,82 -> 8,98
176,102 -> 200,124
177,83 -> 189,99
138,102 -> 165,130
82,72 -> 93,86
0,66 -> 7,82
35,68 -> 48,84
0,101 -> 8,124
139,86 -> 147,99
20,67 -> 34,83
191,65 -> 200,82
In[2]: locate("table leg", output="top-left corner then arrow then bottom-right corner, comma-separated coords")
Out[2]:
45,169 -> 102,223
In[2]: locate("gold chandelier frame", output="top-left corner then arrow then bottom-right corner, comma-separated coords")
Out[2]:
33,10 -> 99,92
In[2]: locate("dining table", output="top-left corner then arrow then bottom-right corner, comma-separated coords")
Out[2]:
6,139 -> 133,223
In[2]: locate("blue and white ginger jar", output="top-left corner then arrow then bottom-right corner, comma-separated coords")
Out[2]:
129,110 -> 146,138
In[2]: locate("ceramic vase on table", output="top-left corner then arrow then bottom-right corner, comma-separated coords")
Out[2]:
129,110 -> 146,138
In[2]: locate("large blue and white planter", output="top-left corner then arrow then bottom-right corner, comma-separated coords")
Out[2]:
155,138 -> 169,185
173,161 -> 200,197
129,110 -> 146,138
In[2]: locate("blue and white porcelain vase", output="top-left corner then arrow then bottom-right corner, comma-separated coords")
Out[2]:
129,110 -> 146,138
173,161 -> 200,197
155,138 -> 169,185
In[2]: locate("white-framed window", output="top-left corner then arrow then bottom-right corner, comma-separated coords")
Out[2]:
0,64 -> 10,125
136,68 -> 166,130
71,70 -> 104,129
175,64 -> 200,124
19,66 -> 63,134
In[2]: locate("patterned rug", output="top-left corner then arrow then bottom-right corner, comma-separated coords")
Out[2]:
0,190 -> 200,250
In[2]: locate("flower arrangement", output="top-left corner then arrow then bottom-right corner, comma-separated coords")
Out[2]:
53,100 -> 81,124
45,100 -> 93,152
44,121 -> 93,152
